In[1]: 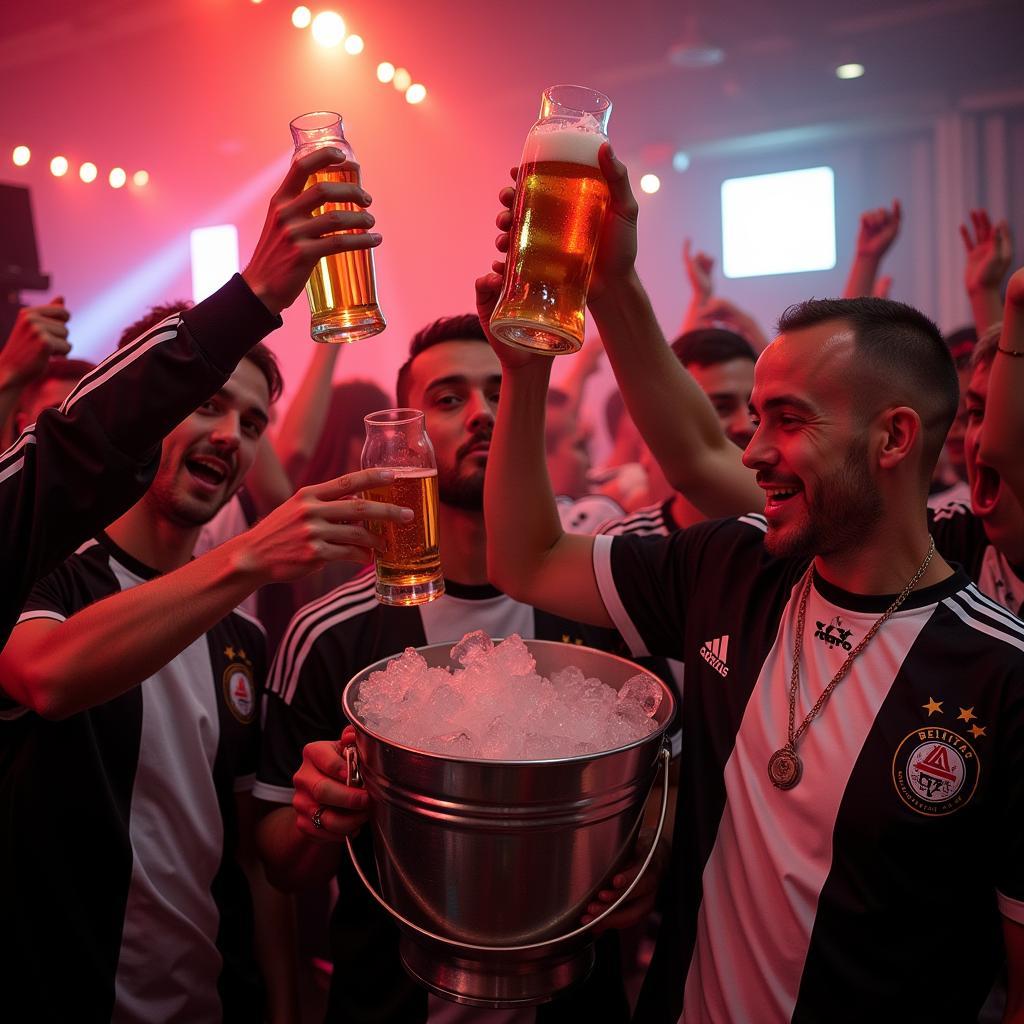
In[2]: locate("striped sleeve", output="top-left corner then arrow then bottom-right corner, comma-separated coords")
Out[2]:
255,573 -> 378,803
0,274 -> 280,647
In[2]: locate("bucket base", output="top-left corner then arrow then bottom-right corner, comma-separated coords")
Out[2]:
399,935 -> 596,1008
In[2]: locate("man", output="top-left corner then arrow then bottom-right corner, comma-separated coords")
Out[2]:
0,329 -> 410,1020
255,315 -> 639,1024
0,144 -> 380,647
608,327 -> 757,539
479,147 -> 1023,1022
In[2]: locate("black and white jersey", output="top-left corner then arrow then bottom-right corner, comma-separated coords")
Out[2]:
592,515 -> 1024,1024
0,533 -> 267,1023
257,570 -> 636,1024
556,493 -> 624,534
931,498 -> 1024,615
0,274 -> 280,648
598,498 -> 680,539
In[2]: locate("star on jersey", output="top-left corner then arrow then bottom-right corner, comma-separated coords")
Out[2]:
922,696 -> 943,716
224,645 -> 236,660
957,706 -> 977,723
969,723 -> 987,739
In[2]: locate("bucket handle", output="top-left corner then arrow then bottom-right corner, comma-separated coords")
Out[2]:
343,743 -> 672,954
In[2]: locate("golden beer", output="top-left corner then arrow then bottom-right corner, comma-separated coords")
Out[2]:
290,111 -> 386,344
364,470 -> 443,606
490,87 -> 612,355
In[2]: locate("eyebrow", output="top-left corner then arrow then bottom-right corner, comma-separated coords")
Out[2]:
749,394 -> 817,416
424,374 -> 503,393
215,387 -> 270,427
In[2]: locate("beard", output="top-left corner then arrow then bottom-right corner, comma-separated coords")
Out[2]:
438,459 -> 485,510
145,460 -> 241,528
764,439 -> 884,560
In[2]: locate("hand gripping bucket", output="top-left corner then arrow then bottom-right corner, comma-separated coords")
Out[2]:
341,639 -> 675,1007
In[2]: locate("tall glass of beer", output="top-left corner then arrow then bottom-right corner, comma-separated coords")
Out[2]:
290,111 -> 386,344
362,409 -> 444,606
489,85 -> 612,355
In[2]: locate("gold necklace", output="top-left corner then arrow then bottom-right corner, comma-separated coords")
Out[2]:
767,538 -> 937,790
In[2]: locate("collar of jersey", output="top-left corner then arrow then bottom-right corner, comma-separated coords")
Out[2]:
96,532 -> 162,581
811,564 -> 970,615
442,579 -> 504,601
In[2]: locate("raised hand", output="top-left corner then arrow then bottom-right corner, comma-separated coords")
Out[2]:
960,209 -> 1014,295
855,200 -> 902,261
229,467 -> 412,584
291,726 -> 369,842
0,298 -> 71,391
683,239 -> 714,304
242,148 -> 381,316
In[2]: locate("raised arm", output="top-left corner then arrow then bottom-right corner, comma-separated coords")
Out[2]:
978,267 -> 1024,507
680,239 -> 714,334
843,200 -> 901,299
0,146 -> 382,646
960,209 -> 1013,337
585,149 -> 761,517
0,470 -> 409,719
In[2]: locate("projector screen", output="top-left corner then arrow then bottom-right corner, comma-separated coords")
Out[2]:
721,167 -> 836,279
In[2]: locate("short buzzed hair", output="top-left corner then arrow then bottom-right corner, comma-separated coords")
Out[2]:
396,314 -> 488,407
776,297 -> 958,471
671,328 -> 756,369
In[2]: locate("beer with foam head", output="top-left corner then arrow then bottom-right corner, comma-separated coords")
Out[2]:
490,87 -> 612,355
290,111 -> 386,344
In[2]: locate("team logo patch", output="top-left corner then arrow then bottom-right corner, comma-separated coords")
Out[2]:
223,663 -> 256,723
892,727 -> 979,816
814,615 -> 854,651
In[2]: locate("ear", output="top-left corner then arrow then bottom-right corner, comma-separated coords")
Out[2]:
876,406 -> 921,470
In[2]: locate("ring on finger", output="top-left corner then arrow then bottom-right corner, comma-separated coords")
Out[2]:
312,806 -> 326,830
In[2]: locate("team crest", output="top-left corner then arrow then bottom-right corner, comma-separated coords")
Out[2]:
891,728 -> 979,816
223,663 -> 256,723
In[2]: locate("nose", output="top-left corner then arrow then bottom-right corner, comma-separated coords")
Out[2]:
741,422 -> 776,472
727,409 -> 757,450
466,390 -> 495,435
209,411 -> 242,454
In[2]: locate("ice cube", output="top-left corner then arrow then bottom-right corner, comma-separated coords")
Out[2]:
428,683 -> 464,720
489,634 -> 536,677
450,630 -> 493,666
617,673 -> 663,718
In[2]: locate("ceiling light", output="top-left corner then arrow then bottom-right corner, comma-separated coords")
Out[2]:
133,170 -> 150,187
405,84 -> 427,105
344,34 -> 364,55
377,61 -> 395,83
50,155 -> 69,177
640,174 -> 661,194
311,11 -> 346,48
393,67 -> 412,92
291,6 -> 312,29
835,63 -> 865,80
109,167 -> 127,189
79,162 -> 98,183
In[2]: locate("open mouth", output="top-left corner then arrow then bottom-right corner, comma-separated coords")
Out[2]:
762,484 -> 802,514
971,462 -> 1001,517
185,454 -> 230,489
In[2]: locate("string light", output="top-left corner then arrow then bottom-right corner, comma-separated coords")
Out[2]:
133,170 -> 150,187
79,162 -> 98,183
109,167 -> 127,189
50,155 -> 69,177
344,34 -> 364,54
377,61 -> 395,83
291,6 -> 311,29
393,67 -> 412,92
639,174 -> 661,194
311,11 -> 346,47
12,145 -> 30,166
405,84 -> 427,105
836,63 -> 865,80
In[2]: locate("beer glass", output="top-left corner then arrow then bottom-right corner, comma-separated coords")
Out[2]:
362,409 -> 444,606
490,85 -> 612,355
290,111 -> 386,344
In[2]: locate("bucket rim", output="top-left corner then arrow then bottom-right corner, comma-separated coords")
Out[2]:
341,638 -> 675,767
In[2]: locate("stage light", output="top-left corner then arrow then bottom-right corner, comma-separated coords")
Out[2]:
50,156 -> 69,177
344,34 -> 364,54
836,63 -> 865,80
405,83 -> 427,105
191,225 -> 240,303
109,167 -> 127,189
133,170 -> 150,187
672,151 -> 690,173
12,145 -> 30,166
79,162 -> 98,183
721,166 -> 836,278
377,61 -> 395,83
291,6 -> 311,29
393,67 -> 412,92
640,174 -> 661,194
311,11 -> 345,47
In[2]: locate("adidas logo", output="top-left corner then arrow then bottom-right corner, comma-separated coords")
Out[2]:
700,635 -> 730,678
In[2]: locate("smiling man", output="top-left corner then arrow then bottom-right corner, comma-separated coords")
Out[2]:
0,332 -> 411,1021
480,147 -> 1024,1023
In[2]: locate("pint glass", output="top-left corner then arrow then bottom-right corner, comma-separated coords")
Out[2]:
290,111 -> 386,344
362,409 -> 444,606
489,85 -> 612,355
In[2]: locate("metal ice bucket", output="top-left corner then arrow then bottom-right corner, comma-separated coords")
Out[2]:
341,639 -> 675,1008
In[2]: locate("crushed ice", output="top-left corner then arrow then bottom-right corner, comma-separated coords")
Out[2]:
354,631 -> 661,760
